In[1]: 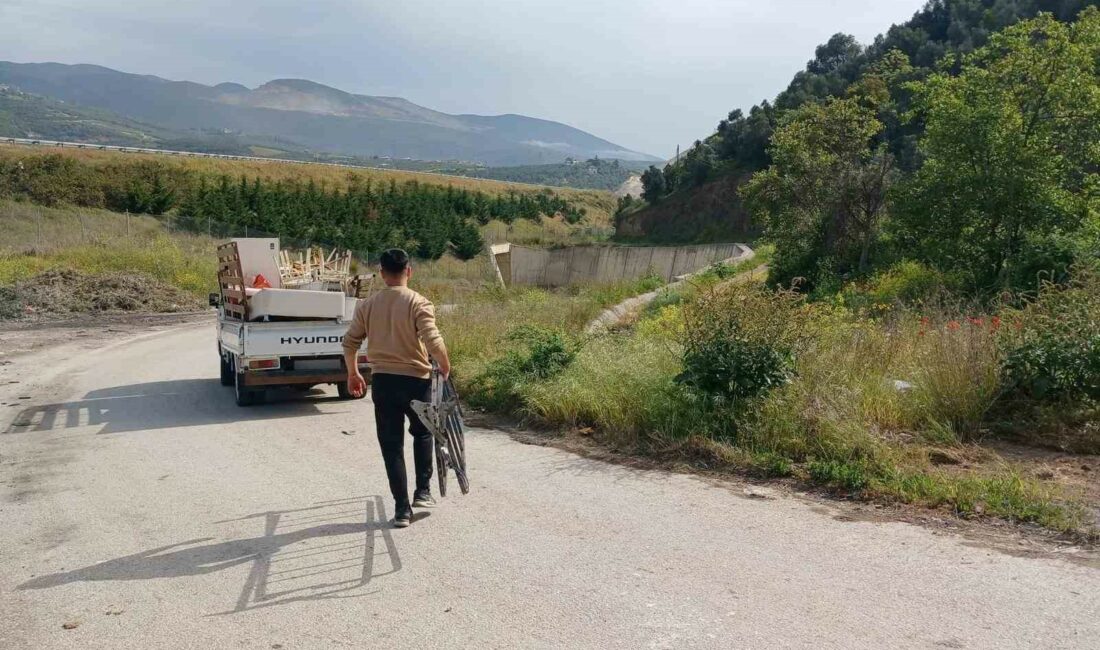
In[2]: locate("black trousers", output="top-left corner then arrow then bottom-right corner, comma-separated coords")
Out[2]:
370,373 -> 433,511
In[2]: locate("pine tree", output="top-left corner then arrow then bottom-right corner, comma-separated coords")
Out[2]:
451,218 -> 485,260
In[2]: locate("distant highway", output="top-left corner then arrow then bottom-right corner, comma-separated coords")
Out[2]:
0,136 -> 555,191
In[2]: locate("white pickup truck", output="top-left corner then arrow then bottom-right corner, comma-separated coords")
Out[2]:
209,238 -> 372,406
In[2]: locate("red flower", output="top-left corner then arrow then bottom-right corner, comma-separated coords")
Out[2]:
946,320 -> 961,331
990,316 -> 1002,331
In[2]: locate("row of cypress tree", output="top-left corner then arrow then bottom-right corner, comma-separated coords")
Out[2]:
0,153 -> 589,260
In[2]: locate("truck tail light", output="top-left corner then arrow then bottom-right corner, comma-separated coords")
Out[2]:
248,358 -> 280,370
357,355 -> 369,365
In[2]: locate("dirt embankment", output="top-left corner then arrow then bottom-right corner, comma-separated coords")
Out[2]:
0,269 -> 206,320
615,172 -> 756,243
614,174 -> 643,199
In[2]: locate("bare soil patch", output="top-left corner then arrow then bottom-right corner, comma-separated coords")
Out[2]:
0,269 -> 205,320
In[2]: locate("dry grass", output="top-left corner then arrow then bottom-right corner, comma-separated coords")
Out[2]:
481,216 -> 614,247
410,254 -> 499,306
0,200 -> 172,253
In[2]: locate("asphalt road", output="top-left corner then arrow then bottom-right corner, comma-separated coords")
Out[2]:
1,322 -> 1098,649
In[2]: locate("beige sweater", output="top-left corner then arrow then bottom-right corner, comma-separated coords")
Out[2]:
343,285 -> 447,379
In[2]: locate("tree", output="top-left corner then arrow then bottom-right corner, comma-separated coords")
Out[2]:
640,165 -> 666,204
846,48 -> 923,171
741,97 -> 896,289
615,194 -> 636,216
681,140 -> 715,188
414,215 -> 449,260
451,219 -> 485,260
715,102 -> 776,171
807,33 -> 863,75
895,8 -> 1100,291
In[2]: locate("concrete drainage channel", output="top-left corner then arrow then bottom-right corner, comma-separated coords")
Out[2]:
490,242 -> 753,288
585,245 -> 757,334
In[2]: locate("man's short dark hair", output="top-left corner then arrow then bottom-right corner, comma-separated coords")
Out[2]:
379,248 -> 410,274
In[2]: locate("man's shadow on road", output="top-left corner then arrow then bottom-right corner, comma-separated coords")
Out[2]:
19,495 -> 411,613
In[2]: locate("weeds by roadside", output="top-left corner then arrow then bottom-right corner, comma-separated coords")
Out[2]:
444,263 -> 1100,539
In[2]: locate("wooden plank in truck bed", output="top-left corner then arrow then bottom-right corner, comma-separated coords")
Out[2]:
217,241 -> 248,321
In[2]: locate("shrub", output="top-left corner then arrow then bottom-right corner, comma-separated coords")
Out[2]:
635,303 -> 685,341
1008,231 -> 1083,291
0,286 -> 20,318
808,459 -> 870,492
466,325 -> 577,411
677,336 -> 792,407
642,286 -> 684,315
677,283 -> 805,410
1004,332 -> 1100,401
509,326 -> 576,379
1000,265 -> 1100,402
840,260 -> 949,312
704,260 -> 739,280
751,451 -> 793,478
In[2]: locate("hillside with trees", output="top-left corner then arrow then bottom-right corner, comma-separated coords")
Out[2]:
624,1 -> 1098,287
435,4 -> 1100,535
441,157 -> 637,190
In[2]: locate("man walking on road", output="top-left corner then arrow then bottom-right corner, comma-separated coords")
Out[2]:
343,248 -> 451,528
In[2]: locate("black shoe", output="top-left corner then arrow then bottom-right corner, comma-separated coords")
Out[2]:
412,491 -> 436,508
394,507 -> 412,528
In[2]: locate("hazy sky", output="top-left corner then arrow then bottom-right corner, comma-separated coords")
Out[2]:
0,0 -> 927,158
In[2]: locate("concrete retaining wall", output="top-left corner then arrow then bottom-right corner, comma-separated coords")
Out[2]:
495,242 -> 750,287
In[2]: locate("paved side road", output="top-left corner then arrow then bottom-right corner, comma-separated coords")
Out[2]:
0,323 -> 1097,649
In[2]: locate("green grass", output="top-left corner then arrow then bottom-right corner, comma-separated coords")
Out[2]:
699,243 -> 774,281
0,199 -> 171,253
446,268 -> 1098,539
524,332 -> 689,445
0,237 -> 217,297
1,199 -> 218,297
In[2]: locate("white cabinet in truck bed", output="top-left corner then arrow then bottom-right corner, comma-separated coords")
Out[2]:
245,287 -> 348,321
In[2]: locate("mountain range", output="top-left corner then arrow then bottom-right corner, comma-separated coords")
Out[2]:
0,62 -> 657,166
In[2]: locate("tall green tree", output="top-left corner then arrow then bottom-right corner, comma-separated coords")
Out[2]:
741,97 -> 896,289
640,165 -> 666,204
895,8 -> 1100,290
450,219 -> 485,260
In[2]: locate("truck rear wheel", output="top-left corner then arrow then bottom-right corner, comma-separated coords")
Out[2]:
235,367 -> 265,406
